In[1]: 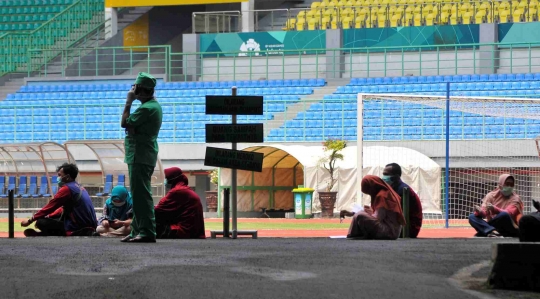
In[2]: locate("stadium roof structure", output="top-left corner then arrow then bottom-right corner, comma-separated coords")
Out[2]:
0,142 -> 74,177
64,140 -> 165,197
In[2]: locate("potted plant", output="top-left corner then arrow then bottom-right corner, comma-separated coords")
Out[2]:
317,138 -> 347,218
205,169 -> 219,212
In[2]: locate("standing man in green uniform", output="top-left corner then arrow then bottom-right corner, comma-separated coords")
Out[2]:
121,72 -> 163,243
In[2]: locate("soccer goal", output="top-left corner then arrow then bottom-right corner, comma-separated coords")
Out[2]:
357,93 -> 540,228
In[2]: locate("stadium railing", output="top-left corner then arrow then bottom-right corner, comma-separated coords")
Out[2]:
0,0 -> 104,76
27,45 -> 171,78
27,41 -> 540,81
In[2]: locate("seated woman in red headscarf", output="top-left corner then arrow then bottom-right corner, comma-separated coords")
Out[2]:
154,167 -> 206,239
469,174 -> 523,238
340,175 -> 406,240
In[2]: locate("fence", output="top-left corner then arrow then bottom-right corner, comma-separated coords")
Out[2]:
25,41 -> 540,81
27,45 -> 171,77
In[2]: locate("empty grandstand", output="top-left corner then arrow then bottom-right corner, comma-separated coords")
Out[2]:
1,0 -> 540,224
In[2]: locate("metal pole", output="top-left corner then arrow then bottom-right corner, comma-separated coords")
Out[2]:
223,188 -> 230,238
8,189 -> 14,239
445,82 -> 450,229
401,187 -> 410,238
231,86 -> 238,239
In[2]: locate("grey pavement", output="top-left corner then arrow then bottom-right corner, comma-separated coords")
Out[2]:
0,237 -> 533,299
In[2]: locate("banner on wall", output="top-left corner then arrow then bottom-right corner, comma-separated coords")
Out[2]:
123,14 -> 149,51
106,0 -> 245,8
499,23 -> 540,46
200,30 -> 327,57
343,25 -> 479,52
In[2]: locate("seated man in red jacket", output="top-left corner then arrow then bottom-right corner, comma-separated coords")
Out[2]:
382,163 -> 423,238
154,167 -> 206,239
21,163 -> 98,237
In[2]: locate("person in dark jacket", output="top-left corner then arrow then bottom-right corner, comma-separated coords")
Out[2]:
382,163 -> 423,238
21,163 -> 98,237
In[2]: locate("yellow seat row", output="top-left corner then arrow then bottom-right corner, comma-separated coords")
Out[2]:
285,0 -> 539,30
286,8 -> 537,29
309,0 -> 529,9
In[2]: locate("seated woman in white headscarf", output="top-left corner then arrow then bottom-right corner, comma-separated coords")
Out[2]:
95,186 -> 133,237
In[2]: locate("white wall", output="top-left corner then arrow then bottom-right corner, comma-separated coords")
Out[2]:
201,47 -> 540,80
498,48 -> 540,74
201,55 -> 327,81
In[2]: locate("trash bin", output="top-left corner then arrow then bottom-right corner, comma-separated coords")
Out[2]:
292,186 -> 314,219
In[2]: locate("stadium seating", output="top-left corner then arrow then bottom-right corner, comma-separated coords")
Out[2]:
50,176 -> 58,195
96,174 -> 113,196
22,175 -> 38,197
285,0 -> 539,30
0,0 -> 76,32
0,0 -> 103,74
117,174 -> 125,187
266,72 -> 540,142
1,78 -> 325,143
33,176 -> 51,197
14,175 -> 26,197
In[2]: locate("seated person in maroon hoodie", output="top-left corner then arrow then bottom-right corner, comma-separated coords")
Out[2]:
154,167 -> 206,239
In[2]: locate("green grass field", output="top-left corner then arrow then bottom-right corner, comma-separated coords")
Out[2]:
0,221 -> 350,233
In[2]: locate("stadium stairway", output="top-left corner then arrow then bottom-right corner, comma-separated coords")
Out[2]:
264,78 -> 348,132
0,76 -> 26,102
37,7 -> 154,77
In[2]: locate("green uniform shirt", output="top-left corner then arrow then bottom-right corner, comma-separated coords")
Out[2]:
124,98 -> 163,167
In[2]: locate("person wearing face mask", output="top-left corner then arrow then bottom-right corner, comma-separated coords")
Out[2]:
381,163 -> 423,238
153,167 -> 206,239
121,72 -> 163,243
21,163 -> 98,237
519,199 -> 540,242
469,174 -> 523,238
340,175 -> 406,240
94,186 -> 133,237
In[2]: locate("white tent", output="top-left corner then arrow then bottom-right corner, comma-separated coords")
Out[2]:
219,144 -> 441,214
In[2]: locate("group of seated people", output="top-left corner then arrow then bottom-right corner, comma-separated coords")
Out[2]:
19,162 -> 540,242
341,167 -> 540,242
21,164 -> 206,240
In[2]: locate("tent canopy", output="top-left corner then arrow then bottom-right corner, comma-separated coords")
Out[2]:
218,144 -> 442,214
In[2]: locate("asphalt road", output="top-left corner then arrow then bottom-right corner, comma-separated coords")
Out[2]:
0,237 -> 528,299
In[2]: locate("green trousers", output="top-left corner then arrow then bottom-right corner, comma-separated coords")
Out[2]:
128,163 -> 156,238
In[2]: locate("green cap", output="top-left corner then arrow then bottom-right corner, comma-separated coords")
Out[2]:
134,72 -> 156,89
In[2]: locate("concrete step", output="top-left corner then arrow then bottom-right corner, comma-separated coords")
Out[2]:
263,84 -> 341,133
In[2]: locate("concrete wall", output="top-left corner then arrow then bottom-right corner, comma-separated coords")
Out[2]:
201,55 -> 327,81
199,47 -> 540,79
498,48 -> 540,74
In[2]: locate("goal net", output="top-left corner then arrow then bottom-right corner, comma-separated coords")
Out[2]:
357,93 -> 540,228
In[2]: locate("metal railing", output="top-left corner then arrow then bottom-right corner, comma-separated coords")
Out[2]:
27,41 -> 540,81
192,0 -> 539,33
0,0 -> 104,76
192,9 -> 290,33
28,45 -> 171,78
1,97 -> 539,144
172,41 -> 540,81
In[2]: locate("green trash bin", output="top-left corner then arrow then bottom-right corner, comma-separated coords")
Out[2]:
292,186 -> 314,219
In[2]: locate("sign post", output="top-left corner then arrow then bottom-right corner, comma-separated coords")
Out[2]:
205,87 -> 264,239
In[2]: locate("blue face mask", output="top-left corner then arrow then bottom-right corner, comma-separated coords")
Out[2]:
382,175 -> 393,184
57,176 -> 65,187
